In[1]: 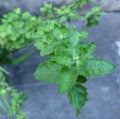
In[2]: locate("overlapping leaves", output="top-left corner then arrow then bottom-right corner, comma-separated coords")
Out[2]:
34,20 -> 115,114
0,8 -> 40,51
0,69 -> 27,119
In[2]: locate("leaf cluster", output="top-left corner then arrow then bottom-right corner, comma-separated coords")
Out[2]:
40,0 -> 102,24
0,8 -> 38,51
0,69 -> 27,119
34,19 -> 115,115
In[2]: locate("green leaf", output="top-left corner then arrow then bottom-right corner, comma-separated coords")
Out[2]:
79,42 -> 96,58
79,59 -> 115,77
14,8 -> 22,15
21,12 -> 31,20
79,30 -> 89,40
79,0 -> 88,6
82,6 -> 105,27
68,83 -> 88,115
76,75 -> 87,83
34,61 -> 62,82
57,69 -> 78,93
53,24 -> 68,39
68,27 -> 80,46
34,41 -> 54,56
50,49 -> 72,68
40,45 -> 54,56
59,16 -> 68,23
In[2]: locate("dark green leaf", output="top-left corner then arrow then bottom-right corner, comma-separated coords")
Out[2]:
79,42 -> 96,58
68,83 -> 88,115
76,75 -> 87,83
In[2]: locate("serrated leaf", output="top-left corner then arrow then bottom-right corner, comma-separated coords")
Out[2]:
68,83 -> 88,115
57,69 -> 78,93
34,61 -> 62,82
79,59 -> 115,77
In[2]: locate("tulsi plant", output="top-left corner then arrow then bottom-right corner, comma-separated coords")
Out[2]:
0,0 -> 115,118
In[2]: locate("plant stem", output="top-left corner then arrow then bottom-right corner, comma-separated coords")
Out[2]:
6,49 -> 37,65
0,66 -> 9,75
2,95 -> 13,119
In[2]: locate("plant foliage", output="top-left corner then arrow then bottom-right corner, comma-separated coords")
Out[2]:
0,0 -> 115,118
0,69 -> 27,119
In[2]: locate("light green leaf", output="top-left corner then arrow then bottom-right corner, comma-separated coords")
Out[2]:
68,83 -> 88,115
40,45 -> 54,56
57,69 -> 78,93
59,16 -> 68,23
79,59 -> 115,77
68,27 -> 81,46
34,61 -> 62,82
79,30 -> 89,40
53,24 -> 68,39
34,41 -> 54,56
21,12 -> 31,20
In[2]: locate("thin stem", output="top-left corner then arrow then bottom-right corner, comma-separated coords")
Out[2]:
6,49 -> 37,65
0,66 -> 9,75
2,95 -> 13,119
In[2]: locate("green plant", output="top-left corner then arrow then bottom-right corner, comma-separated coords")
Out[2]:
0,0 -> 115,118
0,68 -> 27,119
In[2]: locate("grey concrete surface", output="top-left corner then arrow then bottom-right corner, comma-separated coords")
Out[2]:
99,0 -> 120,11
0,13 -> 120,119
0,0 -> 71,14
1,0 -> 120,14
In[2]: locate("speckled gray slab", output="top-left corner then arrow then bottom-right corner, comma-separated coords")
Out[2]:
1,13 -> 120,119
1,0 -> 120,14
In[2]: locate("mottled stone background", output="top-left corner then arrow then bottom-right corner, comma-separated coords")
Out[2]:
0,0 -> 120,14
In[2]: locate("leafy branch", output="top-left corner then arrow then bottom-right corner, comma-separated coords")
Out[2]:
0,0 -> 115,117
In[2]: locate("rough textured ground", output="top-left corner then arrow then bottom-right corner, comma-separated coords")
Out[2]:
0,0 -> 120,14
0,13 -> 120,119
99,0 -> 120,11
